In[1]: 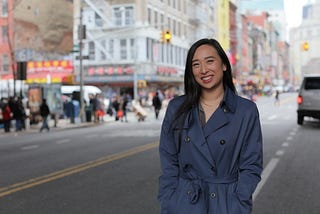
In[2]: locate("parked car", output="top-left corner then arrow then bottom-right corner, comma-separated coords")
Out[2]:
297,74 -> 320,125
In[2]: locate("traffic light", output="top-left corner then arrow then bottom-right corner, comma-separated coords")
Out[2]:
160,30 -> 172,43
302,42 -> 309,51
164,30 -> 171,43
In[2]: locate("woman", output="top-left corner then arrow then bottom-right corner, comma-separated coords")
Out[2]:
158,38 -> 263,214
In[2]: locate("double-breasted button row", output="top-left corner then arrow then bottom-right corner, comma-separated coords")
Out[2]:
220,139 -> 226,145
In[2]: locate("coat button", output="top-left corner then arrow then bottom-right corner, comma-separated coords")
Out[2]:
220,139 -> 226,145
223,108 -> 229,113
211,165 -> 216,172
210,192 -> 216,198
185,136 -> 191,143
187,190 -> 192,195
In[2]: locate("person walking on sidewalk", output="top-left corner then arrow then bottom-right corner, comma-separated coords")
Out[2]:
40,98 -> 50,132
152,92 -> 162,119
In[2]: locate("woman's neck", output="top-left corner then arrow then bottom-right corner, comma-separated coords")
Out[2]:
200,87 -> 225,105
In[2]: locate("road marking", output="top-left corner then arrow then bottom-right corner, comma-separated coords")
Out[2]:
282,142 -> 289,147
0,141 -> 158,198
56,139 -> 71,144
253,158 -> 279,201
267,115 -> 278,120
275,150 -> 284,156
21,145 -> 39,150
286,136 -> 293,141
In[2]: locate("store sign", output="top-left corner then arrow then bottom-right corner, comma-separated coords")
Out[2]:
25,60 -> 74,84
86,66 -> 134,76
157,66 -> 178,75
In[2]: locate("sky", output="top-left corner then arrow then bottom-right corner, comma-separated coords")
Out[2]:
284,0 -> 309,28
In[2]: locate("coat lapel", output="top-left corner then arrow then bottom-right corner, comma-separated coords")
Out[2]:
187,107 -> 215,165
203,107 -> 230,138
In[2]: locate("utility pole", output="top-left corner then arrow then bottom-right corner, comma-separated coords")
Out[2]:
79,6 -> 85,122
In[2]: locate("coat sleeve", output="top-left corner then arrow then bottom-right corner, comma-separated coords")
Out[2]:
158,101 -> 179,214
236,103 -> 263,212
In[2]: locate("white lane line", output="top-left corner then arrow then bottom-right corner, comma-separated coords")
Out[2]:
286,136 -> 293,141
289,131 -> 296,136
282,142 -> 289,147
253,158 -> 279,201
275,150 -> 285,156
267,115 -> 278,120
21,145 -> 39,150
56,139 -> 71,144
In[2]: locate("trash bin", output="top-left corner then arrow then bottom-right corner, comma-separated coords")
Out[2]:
85,106 -> 92,122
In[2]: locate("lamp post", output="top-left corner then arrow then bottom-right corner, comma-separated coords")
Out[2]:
79,6 -> 85,122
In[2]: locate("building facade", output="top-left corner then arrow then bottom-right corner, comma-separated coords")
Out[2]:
289,0 -> 320,83
73,0 -> 217,99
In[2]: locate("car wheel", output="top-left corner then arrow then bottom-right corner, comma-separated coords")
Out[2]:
297,115 -> 304,125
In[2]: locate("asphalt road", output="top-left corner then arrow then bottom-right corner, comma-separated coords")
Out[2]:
1,93 -> 320,214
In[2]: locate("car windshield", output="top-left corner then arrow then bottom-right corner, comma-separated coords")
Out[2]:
305,78 -> 320,90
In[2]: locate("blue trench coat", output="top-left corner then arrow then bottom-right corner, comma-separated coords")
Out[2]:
158,88 -> 263,214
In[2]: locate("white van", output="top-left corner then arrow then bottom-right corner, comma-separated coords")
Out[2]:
61,85 -> 102,104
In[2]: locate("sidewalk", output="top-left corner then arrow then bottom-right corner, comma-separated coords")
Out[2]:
0,107 -> 160,135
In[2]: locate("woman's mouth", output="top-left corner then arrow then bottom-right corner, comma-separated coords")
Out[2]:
201,75 -> 213,83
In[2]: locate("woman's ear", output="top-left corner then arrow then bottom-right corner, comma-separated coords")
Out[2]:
223,64 -> 227,71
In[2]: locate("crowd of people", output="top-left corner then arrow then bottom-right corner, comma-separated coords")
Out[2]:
0,96 -> 28,133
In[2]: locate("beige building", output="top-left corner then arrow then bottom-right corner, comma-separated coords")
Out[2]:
73,0 -> 216,99
289,0 -> 320,84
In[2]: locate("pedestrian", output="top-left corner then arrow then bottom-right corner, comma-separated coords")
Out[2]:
1,101 -> 12,133
39,98 -> 50,132
152,92 -> 162,119
274,90 -> 280,106
158,38 -> 263,214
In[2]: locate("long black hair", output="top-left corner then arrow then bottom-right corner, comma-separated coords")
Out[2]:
172,38 -> 236,131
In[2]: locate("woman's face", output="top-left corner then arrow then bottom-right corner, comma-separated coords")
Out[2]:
192,44 -> 226,91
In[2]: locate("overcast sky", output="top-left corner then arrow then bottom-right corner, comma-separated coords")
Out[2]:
284,0 -> 308,28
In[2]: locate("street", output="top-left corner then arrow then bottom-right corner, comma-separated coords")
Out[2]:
1,93 -> 320,214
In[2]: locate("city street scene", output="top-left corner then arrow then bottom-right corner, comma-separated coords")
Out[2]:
1,0 -> 320,213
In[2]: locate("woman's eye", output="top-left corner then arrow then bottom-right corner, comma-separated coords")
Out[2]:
207,59 -> 214,64
192,63 -> 200,67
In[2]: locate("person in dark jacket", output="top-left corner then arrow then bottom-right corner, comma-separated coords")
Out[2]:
158,38 -> 263,214
39,98 -> 50,132
152,92 -> 162,119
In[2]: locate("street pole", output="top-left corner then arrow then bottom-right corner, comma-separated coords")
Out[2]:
133,37 -> 138,101
79,6 -> 85,122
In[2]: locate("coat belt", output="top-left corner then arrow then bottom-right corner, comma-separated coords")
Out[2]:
179,174 -> 238,211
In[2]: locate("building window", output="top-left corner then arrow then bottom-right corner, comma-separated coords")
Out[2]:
1,54 -> 9,72
89,41 -> 95,60
120,39 -> 127,60
113,6 -> 134,27
147,8 -> 152,25
130,38 -> 135,60
154,11 -> 158,28
108,39 -> 114,59
1,26 -> 8,43
1,0 -> 8,17
95,10 -> 103,27
100,40 -> 106,60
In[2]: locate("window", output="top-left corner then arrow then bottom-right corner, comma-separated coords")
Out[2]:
305,77 -> 320,90
108,39 -> 114,59
130,38 -> 135,60
100,40 -> 106,60
120,39 -> 127,60
154,11 -> 158,28
113,6 -> 134,27
1,0 -> 8,17
147,8 -> 151,25
2,54 -> 9,72
89,41 -> 95,60
1,26 -> 8,43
